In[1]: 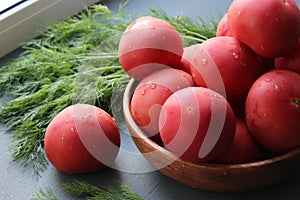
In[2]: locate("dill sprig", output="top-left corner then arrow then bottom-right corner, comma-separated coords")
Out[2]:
0,3 -> 217,175
150,8 -> 218,45
62,179 -> 142,200
30,179 -> 142,200
30,188 -> 59,200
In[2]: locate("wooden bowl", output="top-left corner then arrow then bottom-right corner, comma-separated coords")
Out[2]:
123,78 -> 300,192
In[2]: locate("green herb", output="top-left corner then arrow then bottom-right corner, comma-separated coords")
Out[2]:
30,188 -> 59,200
0,3 -> 217,174
150,8 -> 218,45
62,179 -> 142,200
31,179 -> 142,200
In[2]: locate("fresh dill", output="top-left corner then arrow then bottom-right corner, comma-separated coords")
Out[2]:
30,188 -> 59,200
0,3 -> 217,175
150,8 -> 218,45
30,179 -> 142,200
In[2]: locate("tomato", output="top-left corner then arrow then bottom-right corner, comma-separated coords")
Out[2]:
245,70 -> 300,153
183,36 -> 264,116
214,117 -> 266,164
228,0 -> 300,58
159,87 -> 236,163
131,68 -> 194,141
44,104 -> 120,174
216,13 -> 232,37
118,16 -> 184,80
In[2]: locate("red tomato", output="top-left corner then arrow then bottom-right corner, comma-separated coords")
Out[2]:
44,104 -> 120,174
183,36 -> 264,116
228,0 -> 300,58
216,13 -> 232,37
214,117 -> 266,164
118,16 -> 184,80
159,87 -> 236,163
131,68 -> 194,141
245,70 -> 300,153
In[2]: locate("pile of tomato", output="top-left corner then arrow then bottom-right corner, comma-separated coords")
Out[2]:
119,0 -> 300,164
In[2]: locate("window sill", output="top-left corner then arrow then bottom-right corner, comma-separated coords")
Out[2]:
0,0 -> 100,58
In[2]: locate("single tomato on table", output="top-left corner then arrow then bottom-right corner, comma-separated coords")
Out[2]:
44,104 -> 120,174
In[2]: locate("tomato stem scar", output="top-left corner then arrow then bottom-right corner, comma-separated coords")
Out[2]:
292,98 -> 300,107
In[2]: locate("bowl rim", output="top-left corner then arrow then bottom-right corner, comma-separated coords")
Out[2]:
123,78 -> 300,169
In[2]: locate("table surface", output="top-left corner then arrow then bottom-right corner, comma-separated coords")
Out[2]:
1,0 -> 300,199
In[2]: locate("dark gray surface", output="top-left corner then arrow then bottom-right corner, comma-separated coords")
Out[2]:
1,0 -> 300,199
103,0 -> 231,19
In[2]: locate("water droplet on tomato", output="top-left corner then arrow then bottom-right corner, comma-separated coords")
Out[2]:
282,79 -> 288,84
232,52 -> 239,60
193,58 -> 198,65
237,11 -> 241,16
265,78 -> 272,82
70,128 -> 75,133
150,83 -> 156,89
274,84 -> 281,93
199,46 -> 204,52
265,87 -> 270,92
201,58 -> 208,66
140,89 -> 146,95
260,45 -> 265,51
246,114 -> 250,120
